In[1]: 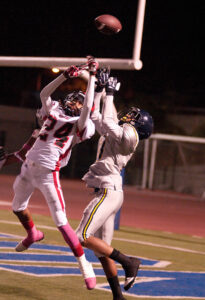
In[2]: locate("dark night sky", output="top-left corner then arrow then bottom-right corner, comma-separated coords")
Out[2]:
0,0 -> 204,114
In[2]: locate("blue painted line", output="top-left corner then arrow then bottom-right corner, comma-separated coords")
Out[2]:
0,241 -> 69,251
0,264 -> 129,277
0,253 -> 77,262
0,264 -> 85,275
0,241 -> 158,266
0,234 -> 14,238
0,264 -> 107,276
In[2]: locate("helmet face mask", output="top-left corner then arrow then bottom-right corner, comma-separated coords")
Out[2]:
118,107 -> 140,125
61,91 -> 85,117
118,107 -> 153,140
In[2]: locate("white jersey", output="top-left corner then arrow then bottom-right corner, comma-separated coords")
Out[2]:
27,101 -> 95,170
82,94 -> 139,191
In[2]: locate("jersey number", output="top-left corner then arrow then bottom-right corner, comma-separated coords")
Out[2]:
39,115 -> 73,148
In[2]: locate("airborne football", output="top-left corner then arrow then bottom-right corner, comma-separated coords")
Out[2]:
94,14 -> 122,35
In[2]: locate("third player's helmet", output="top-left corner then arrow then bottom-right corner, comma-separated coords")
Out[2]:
61,91 -> 85,117
118,107 -> 154,140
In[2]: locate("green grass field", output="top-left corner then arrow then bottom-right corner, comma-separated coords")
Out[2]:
0,209 -> 205,300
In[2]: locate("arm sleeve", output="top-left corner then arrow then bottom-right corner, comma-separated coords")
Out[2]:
15,131 -> 38,161
40,73 -> 67,115
77,74 -> 96,133
102,95 -> 123,142
90,91 -> 105,135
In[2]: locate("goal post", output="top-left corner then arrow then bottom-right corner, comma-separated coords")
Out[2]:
142,133 -> 205,198
0,0 -> 146,71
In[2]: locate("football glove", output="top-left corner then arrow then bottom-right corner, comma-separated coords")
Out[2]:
106,77 -> 121,95
95,67 -> 110,93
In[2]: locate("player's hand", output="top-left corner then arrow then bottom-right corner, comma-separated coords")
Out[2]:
31,129 -> 40,139
0,146 -> 6,161
106,77 -> 121,95
63,65 -> 80,78
95,67 -> 110,93
87,56 -> 99,75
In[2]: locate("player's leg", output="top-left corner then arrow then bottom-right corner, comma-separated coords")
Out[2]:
12,163 -> 44,251
100,257 -> 126,300
83,230 -> 140,291
13,208 -> 44,251
77,188 -> 140,291
94,217 -> 127,300
40,170 -> 96,290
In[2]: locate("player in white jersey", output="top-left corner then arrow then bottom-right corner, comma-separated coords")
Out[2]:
76,68 -> 153,299
11,56 -> 98,290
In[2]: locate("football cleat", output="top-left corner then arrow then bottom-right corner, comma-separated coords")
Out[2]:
123,257 -> 141,291
15,230 -> 44,252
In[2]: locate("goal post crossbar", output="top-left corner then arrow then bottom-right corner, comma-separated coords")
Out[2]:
0,56 -> 141,70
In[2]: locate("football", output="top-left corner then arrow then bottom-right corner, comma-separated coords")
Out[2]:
94,14 -> 122,35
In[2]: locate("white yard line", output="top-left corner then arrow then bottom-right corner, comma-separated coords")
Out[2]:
114,237 -> 205,255
0,200 -> 44,209
0,220 -> 57,231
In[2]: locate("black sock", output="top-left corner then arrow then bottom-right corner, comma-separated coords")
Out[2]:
108,276 -> 123,299
109,249 -> 130,267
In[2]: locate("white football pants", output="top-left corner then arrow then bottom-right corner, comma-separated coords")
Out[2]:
12,159 -> 67,227
76,188 -> 123,257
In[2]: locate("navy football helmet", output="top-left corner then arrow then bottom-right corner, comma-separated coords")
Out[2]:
61,91 -> 85,117
118,107 -> 154,140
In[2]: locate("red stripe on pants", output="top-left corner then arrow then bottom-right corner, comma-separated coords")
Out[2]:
53,171 -> 65,212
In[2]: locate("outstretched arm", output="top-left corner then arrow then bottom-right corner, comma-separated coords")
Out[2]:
90,91 -> 104,135
91,67 -> 110,135
77,57 -> 98,133
102,77 -> 123,142
40,74 -> 67,115
39,65 -> 82,115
